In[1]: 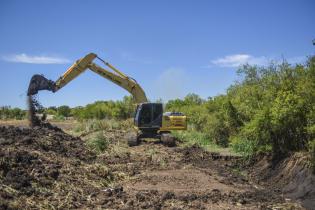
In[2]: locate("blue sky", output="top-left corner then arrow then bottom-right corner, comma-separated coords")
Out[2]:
0,0 -> 314,108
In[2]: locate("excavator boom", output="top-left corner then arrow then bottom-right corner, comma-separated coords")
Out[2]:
88,63 -> 147,104
27,53 -> 148,104
54,53 -> 97,91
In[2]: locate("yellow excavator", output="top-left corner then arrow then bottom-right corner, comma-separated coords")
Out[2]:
27,53 -> 187,146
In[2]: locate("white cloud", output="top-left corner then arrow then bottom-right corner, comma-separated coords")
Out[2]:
211,54 -> 268,67
2,53 -> 70,64
210,54 -> 306,68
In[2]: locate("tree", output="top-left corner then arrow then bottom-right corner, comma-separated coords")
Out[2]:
57,105 -> 71,117
184,93 -> 203,105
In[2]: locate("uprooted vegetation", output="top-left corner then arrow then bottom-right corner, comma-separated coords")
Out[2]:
0,126 -> 103,209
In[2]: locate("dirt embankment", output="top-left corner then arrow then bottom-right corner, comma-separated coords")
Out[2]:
1,124 -> 311,209
249,153 -> 315,210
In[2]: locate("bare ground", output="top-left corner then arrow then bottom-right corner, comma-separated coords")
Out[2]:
0,124 -> 312,209
98,141 -> 305,210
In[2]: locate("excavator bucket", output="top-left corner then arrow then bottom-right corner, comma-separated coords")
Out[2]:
27,74 -> 56,96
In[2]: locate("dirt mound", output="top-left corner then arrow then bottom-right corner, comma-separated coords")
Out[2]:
0,126 -> 103,209
0,126 -> 94,160
249,153 -> 315,209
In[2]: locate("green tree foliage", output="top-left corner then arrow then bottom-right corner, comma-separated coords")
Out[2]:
227,58 -> 315,159
71,96 -> 135,120
45,106 -> 57,115
57,105 -> 71,117
40,96 -> 135,120
166,56 -> 315,161
0,106 -> 26,120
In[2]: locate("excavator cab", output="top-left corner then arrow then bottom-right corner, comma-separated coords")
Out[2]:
134,103 -> 163,131
130,102 -> 187,146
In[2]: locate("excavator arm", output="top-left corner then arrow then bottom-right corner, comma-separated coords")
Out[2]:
27,53 -> 148,104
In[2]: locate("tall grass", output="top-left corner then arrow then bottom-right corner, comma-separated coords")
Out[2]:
73,119 -> 133,134
86,131 -> 109,153
172,130 -> 220,152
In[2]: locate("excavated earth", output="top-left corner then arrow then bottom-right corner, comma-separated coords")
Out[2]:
0,125 -> 313,209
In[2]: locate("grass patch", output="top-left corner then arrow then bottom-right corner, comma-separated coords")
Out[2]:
73,119 -> 133,135
172,130 -> 240,156
230,136 -> 259,159
146,148 -> 167,167
172,130 -> 220,152
86,131 -> 109,153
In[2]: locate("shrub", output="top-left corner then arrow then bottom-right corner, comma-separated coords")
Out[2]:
73,119 -> 133,134
270,91 -> 308,157
230,108 -> 273,157
71,96 -> 135,120
57,105 -> 71,117
53,115 -> 65,121
204,114 -> 229,147
230,136 -> 258,158
0,106 -> 26,120
86,132 -> 109,153
172,130 -> 215,148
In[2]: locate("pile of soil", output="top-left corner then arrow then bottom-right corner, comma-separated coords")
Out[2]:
0,126 -> 104,209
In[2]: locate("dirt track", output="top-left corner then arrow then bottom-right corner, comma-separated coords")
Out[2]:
101,141 -> 304,209
0,125 -> 308,209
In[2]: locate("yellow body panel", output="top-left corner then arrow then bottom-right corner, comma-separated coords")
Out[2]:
160,115 -> 187,131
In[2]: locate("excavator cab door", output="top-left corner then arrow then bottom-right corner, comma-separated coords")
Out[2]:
134,103 -> 163,130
